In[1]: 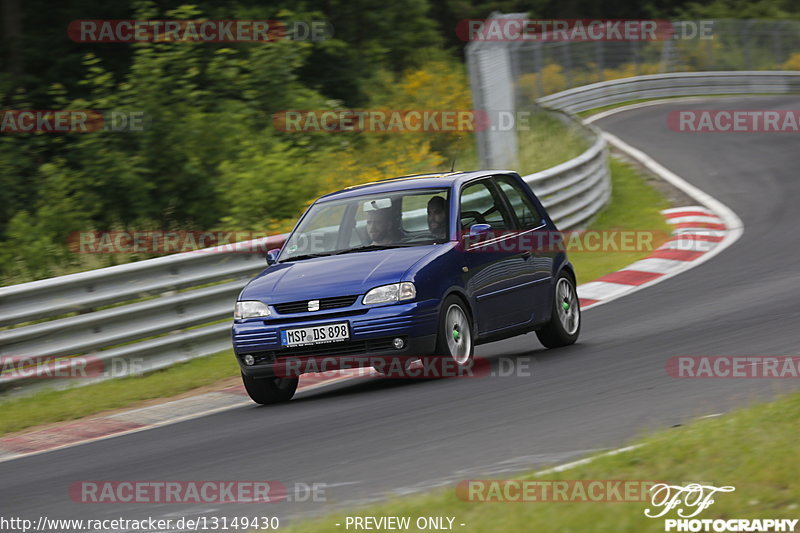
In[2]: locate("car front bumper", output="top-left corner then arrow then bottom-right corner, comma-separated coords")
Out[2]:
232,299 -> 440,379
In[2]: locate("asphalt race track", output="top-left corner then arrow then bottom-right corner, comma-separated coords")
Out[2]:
3,96 -> 800,529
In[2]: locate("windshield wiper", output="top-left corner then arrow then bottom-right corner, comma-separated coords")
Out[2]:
278,253 -> 332,262
332,243 -> 417,255
282,242 -> 434,261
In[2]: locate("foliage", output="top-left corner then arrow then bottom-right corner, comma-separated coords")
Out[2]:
0,3 -> 461,283
782,52 -> 800,70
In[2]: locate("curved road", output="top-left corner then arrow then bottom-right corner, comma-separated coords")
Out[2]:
3,96 -> 800,529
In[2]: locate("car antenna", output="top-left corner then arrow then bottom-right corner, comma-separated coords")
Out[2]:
450,159 -> 456,172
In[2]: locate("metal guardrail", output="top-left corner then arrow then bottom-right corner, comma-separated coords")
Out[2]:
6,70 -> 795,395
0,235 -> 288,394
524,126 -> 610,230
537,71 -> 800,114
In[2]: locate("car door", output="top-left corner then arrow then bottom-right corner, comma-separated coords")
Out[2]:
460,179 -> 537,334
493,175 -> 553,324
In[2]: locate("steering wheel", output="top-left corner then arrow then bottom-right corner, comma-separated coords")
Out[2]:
460,210 -> 486,228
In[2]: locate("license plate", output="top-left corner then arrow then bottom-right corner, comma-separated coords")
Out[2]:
281,322 -> 349,347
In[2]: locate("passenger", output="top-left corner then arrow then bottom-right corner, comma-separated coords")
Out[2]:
427,196 -> 448,240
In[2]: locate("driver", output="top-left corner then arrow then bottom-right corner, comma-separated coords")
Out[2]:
366,208 -> 399,244
427,196 -> 448,240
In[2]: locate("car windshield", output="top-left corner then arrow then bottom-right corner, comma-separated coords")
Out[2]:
279,188 -> 450,262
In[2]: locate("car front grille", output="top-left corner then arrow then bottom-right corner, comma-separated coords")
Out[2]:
273,295 -> 359,314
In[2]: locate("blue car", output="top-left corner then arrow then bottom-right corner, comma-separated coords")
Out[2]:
232,171 -> 580,403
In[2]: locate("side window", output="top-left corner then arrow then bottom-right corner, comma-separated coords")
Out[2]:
400,191 -> 448,234
495,176 -> 544,229
459,181 -> 513,230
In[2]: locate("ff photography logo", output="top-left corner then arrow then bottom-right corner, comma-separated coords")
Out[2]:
645,483 -> 798,532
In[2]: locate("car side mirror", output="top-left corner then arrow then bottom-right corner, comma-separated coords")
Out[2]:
468,223 -> 492,236
266,249 -> 281,265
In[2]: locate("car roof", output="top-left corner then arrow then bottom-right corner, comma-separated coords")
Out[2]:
317,170 -> 518,202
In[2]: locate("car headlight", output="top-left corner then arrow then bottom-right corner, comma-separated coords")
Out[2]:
362,282 -> 416,305
234,300 -> 271,320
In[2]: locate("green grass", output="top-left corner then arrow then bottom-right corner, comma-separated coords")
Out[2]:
442,112 -> 587,176
278,391 -> 800,532
517,112 -> 588,174
569,158 -> 673,284
0,118 -> 671,436
0,350 -> 239,435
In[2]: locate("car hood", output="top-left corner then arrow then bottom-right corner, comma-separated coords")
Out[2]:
241,246 -> 442,303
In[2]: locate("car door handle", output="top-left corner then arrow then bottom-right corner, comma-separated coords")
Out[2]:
520,251 -> 531,259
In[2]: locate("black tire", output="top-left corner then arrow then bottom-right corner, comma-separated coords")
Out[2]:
241,372 -> 298,404
536,271 -> 581,348
434,295 -> 475,366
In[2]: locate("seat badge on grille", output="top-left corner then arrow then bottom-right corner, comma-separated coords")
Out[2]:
307,299 -> 320,312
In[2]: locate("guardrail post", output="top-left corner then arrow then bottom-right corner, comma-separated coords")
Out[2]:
594,40 -> 605,81
560,42 -> 574,89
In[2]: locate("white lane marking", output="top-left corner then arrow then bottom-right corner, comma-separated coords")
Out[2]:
623,257 -> 689,274
325,450 -> 604,507
0,449 -> 19,461
534,445 -> 641,476
106,392 -> 246,424
671,228 -> 727,238
658,239 -> 718,252
661,205 -> 713,215
583,96 -> 720,124
577,281 -> 636,300
666,215 -> 723,225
